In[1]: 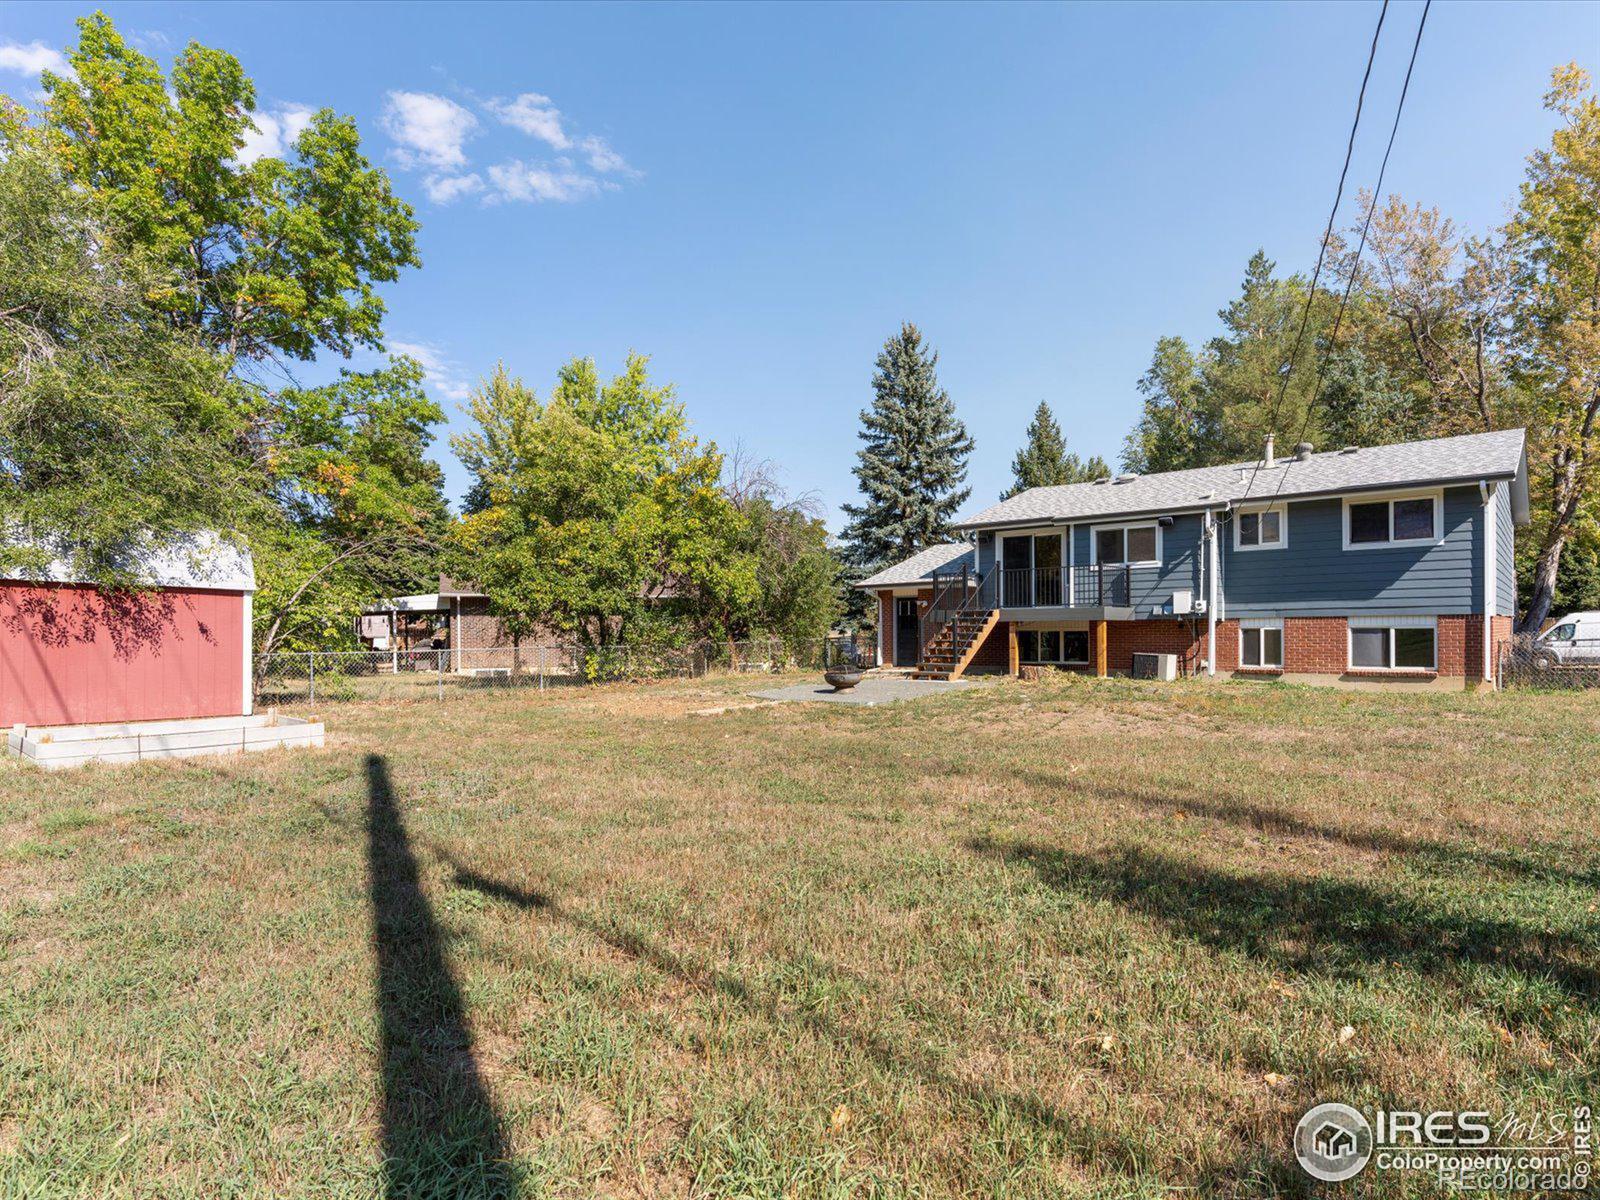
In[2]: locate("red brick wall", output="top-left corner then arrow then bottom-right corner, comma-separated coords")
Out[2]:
967,620 -> 1011,669
1105,619 -> 1210,675
1281,617 -> 1345,673
1014,615 -> 1494,681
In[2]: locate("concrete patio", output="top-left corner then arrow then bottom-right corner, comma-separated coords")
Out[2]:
750,672 -> 982,706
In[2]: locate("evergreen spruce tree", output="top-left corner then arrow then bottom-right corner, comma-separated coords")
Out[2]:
840,323 -> 974,569
1003,401 -> 1110,497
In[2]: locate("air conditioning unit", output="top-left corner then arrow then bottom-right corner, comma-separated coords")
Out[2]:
1131,652 -> 1178,681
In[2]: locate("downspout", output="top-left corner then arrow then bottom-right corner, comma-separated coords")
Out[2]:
1480,481 -> 1497,685
1205,509 -> 1220,676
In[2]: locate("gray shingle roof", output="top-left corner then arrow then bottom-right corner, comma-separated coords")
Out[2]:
956,428 -> 1528,529
854,543 -> 974,590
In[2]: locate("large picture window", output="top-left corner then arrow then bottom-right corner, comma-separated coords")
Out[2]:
1092,522 -> 1160,566
1017,628 -> 1090,665
1344,492 -> 1441,549
1348,617 -> 1437,672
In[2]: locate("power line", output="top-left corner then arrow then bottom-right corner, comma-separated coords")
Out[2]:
1241,0 -> 1390,502
1265,0 -> 1430,507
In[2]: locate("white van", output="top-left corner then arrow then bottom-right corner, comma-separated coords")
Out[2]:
1531,612 -> 1600,668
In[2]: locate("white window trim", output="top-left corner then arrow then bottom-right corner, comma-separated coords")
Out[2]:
1342,489 -> 1444,551
1347,615 -> 1438,672
1233,504 -> 1288,552
1088,520 -> 1162,568
1238,619 -> 1284,669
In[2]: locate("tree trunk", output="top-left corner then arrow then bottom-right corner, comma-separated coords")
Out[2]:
1519,530 -> 1566,635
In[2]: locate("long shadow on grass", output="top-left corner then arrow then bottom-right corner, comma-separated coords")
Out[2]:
968,837 -> 1600,1004
1000,767 -> 1600,891
366,755 -> 514,1199
438,853 -> 1147,1178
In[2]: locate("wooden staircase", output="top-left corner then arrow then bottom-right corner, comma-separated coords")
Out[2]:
913,607 -> 1000,681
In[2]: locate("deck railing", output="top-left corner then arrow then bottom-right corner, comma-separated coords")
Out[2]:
997,565 -> 1132,608
923,563 -> 998,649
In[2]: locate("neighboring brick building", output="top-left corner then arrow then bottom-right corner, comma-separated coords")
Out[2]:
857,429 -> 1531,690
361,576 -> 565,673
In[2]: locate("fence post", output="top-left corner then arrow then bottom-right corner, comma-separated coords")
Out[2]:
438,650 -> 444,701
308,651 -> 315,703
539,646 -> 545,691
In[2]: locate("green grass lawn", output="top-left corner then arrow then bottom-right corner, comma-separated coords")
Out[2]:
2,674 -> 1596,1198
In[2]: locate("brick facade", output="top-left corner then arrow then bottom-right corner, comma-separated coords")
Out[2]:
877,583 -> 1505,688
1105,618 -> 1211,675
450,597 -> 566,673
966,620 -> 1012,670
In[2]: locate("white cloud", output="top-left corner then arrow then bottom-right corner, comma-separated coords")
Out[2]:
0,40 -> 73,80
422,172 -> 484,204
390,340 -> 472,403
485,92 -> 570,150
382,91 -> 477,170
578,135 -> 634,176
485,159 -> 604,204
237,104 -> 315,165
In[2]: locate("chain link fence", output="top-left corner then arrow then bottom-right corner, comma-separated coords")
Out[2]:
1497,635 -> 1600,690
254,634 -> 877,706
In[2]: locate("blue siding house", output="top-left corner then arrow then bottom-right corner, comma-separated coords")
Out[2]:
856,429 -> 1529,688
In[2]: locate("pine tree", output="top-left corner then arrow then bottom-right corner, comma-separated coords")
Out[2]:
840,323 -> 974,569
1004,402 -> 1109,497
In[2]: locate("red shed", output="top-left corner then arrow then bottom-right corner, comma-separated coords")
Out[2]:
0,536 -> 254,728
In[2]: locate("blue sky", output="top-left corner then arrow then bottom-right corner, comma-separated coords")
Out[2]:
2,1 -> 1592,530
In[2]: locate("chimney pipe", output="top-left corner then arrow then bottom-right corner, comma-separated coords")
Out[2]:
1264,433 -> 1275,469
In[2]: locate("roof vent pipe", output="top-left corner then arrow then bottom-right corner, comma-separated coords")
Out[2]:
1294,441 -> 1313,462
1264,433 -> 1275,469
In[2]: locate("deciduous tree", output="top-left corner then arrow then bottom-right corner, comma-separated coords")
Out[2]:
36,13 -> 420,365
1506,65 -> 1600,633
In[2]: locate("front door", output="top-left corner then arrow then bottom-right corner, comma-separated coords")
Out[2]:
895,598 -> 920,666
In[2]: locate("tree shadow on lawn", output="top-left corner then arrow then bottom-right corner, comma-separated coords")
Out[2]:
366,754 -> 516,1199
998,765 -> 1600,892
967,836 -> 1600,1006
437,853 -> 1149,1180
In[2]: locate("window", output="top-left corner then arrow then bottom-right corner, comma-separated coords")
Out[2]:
1018,627 -> 1089,664
1547,623 -> 1577,643
1240,622 -> 1283,669
1343,492 -> 1441,549
1092,522 -> 1160,566
1235,506 -> 1286,550
1348,617 -> 1437,672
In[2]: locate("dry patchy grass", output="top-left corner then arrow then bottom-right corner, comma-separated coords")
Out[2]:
1,674 -> 1596,1198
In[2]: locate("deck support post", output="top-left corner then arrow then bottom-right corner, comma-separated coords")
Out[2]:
1007,623 -> 1019,676
1093,620 -> 1107,678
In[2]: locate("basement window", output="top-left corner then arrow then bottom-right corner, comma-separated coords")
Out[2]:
1018,628 -> 1090,665
1239,620 -> 1283,669
1348,616 -> 1437,671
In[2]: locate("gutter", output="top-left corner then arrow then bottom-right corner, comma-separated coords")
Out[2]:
953,471 -> 1520,533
